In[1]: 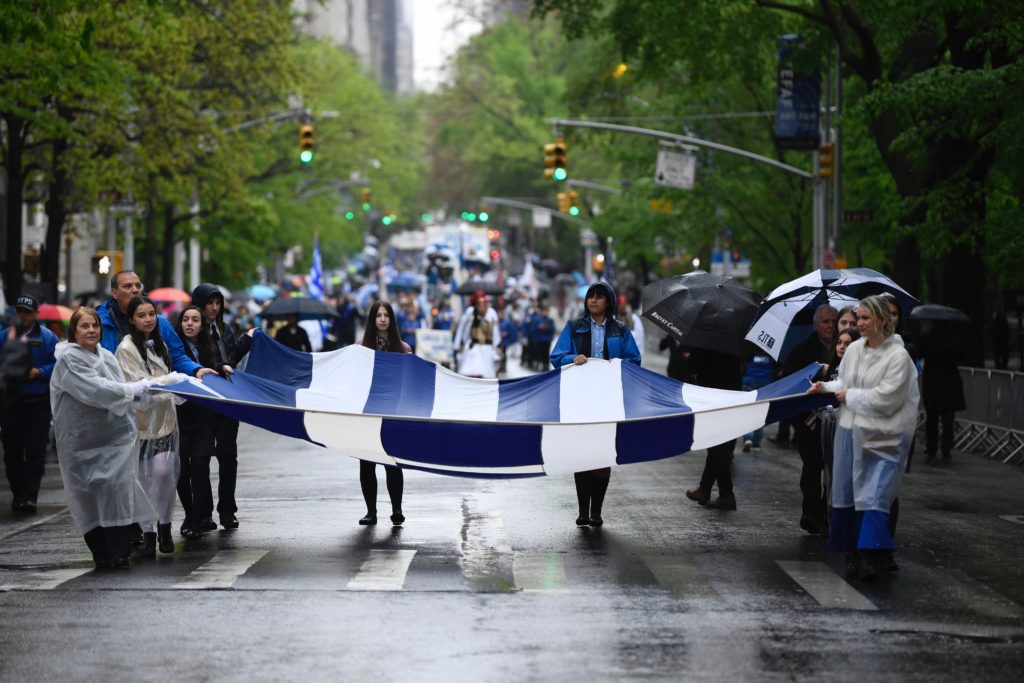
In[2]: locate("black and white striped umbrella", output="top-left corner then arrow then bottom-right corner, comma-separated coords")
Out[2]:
744,268 -> 918,361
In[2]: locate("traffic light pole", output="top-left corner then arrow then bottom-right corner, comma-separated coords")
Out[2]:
478,196 -> 589,225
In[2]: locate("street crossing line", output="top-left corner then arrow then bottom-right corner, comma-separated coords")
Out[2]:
173,550 -> 267,590
0,566 -> 93,591
346,549 -> 417,591
513,552 -> 569,593
927,566 -> 1024,619
776,560 -> 878,611
643,554 -> 719,599
0,508 -> 70,545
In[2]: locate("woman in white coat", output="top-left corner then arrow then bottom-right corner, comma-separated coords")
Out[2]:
809,295 -> 920,580
50,308 -> 159,569
116,296 -> 187,556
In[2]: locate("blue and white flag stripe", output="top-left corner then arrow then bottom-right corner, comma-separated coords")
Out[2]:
159,332 -> 829,478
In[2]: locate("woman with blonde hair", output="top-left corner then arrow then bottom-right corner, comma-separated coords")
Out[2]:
809,295 -> 920,579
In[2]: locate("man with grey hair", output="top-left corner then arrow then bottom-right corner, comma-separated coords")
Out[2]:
783,304 -> 837,536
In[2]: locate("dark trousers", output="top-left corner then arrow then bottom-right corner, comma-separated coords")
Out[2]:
359,460 -> 403,514
795,419 -> 826,521
925,408 -> 955,457
212,414 -> 239,516
574,467 -> 611,517
699,439 -> 736,494
1,396 -> 51,503
177,427 -> 215,527
83,524 -> 135,566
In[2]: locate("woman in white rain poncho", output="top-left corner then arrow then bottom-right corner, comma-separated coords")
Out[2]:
50,308 -> 162,569
115,296 -> 188,556
809,295 -> 920,580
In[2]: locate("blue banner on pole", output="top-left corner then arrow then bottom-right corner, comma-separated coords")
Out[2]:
775,35 -> 820,151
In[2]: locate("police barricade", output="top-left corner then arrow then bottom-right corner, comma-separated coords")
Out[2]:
415,328 -> 454,368
955,367 -> 1024,465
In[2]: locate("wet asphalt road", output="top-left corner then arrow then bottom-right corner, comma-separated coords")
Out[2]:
1,350 -> 1023,681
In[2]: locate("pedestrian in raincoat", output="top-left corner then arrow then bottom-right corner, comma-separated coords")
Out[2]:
550,281 -> 641,527
116,296 -> 188,556
453,291 -> 501,378
809,295 -> 920,580
50,308 -> 160,569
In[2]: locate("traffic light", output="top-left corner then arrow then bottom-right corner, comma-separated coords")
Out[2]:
818,143 -> 835,179
566,190 -> 580,217
544,138 -> 568,181
299,124 -> 314,164
361,188 -> 372,211
557,191 -> 571,214
92,250 -> 124,275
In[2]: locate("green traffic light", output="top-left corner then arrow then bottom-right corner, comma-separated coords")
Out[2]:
421,213 -> 432,221
300,150 -> 313,164
382,216 -> 392,226
345,212 -> 355,220
362,203 -> 372,211
553,168 -> 567,181
467,213 -> 477,222
479,212 -> 489,222
568,206 -> 580,217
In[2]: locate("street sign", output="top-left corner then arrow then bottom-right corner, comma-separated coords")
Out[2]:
580,228 -> 598,248
532,209 -> 551,229
654,148 -> 696,190
843,210 -> 874,223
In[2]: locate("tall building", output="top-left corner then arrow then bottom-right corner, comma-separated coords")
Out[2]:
293,0 -> 414,95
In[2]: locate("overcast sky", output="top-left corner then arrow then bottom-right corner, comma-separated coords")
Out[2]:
411,0 -> 482,92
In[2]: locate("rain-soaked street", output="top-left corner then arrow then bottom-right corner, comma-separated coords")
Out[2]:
2,351 -> 1022,682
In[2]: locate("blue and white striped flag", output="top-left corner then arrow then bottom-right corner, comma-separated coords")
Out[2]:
158,332 -> 830,478
308,236 -> 325,301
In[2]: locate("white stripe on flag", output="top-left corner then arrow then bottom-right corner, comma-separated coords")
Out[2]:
305,413 -> 393,464
431,370 -> 499,421
683,386 -> 765,451
541,423 -> 618,474
298,346 -> 375,413
558,359 -> 625,423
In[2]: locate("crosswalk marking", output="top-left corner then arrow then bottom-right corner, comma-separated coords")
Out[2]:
923,566 -> 1024,619
346,549 -> 417,591
513,552 -> 569,593
0,566 -> 93,591
776,560 -> 878,611
643,554 -> 719,599
173,550 -> 267,590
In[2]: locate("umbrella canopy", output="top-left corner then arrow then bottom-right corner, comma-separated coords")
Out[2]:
246,284 -> 277,302
37,303 -> 73,323
745,268 -> 919,361
147,287 -> 191,304
387,272 -> 423,292
909,303 -> 970,323
455,279 -> 504,296
642,271 -> 761,357
261,296 -> 339,320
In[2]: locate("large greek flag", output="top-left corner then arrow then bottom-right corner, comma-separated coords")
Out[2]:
158,331 -> 829,478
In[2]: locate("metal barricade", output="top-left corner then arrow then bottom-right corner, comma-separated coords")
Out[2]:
954,367 -> 1024,466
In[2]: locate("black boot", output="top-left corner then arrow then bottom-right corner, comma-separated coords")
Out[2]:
589,469 -> 610,527
141,532 -> 157,559
157,524 -> 174,554
573,472 -> 590,526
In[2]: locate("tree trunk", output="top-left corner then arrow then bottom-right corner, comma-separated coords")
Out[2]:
143,200 -> 157,288
42,134 -> 70,304
2,113 -> 26,300
160,202 -> 176,287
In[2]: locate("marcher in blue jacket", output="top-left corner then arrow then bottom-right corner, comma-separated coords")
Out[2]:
550,281 -> 640,527
96,271 -> 208,379
2,295 -> 58,513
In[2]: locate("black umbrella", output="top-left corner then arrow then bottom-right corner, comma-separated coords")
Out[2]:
641,271 -> 761,356
909,304 -> 970,323
260,296 -> 339,320
455,279 -> 505,296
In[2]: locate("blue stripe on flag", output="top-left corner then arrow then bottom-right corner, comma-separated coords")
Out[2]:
497,369 -> 561,422
175,378 -> 312,443
619,361 -> 689,419
398,463 -> 543,479
243,332 -> 314,388
363,352 -> 436,417
615,414 -> 695,465
379,420 -> 543,468
758,362 -> 834,425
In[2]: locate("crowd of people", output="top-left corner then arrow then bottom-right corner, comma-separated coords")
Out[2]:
0,269 -> 966,580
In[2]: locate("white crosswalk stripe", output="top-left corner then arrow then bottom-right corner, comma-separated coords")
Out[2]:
172,550 -> 268,590
346,549 -> 417,591
776,560 -> 879,611
512,552 -> 569,593
0,566 -> 94,591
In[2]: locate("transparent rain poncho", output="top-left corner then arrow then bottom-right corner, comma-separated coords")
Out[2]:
116,336 -> 183,530
50,343 -> 157,534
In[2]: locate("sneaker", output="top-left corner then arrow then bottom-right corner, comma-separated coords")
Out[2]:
742,439 -> 753,453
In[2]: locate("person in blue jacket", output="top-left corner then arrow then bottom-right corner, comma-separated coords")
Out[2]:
550,281 -> 641,527
1,295 -> 58,513
95,271 -> 213,381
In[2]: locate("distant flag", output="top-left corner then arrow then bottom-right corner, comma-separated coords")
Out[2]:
309,236 -> 325,301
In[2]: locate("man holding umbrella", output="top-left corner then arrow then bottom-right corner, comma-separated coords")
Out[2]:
783,304 -> 837,535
